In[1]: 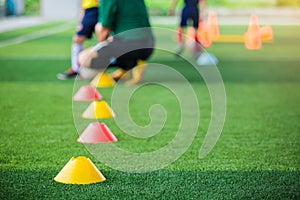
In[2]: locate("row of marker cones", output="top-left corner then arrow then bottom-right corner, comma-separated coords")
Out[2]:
54,72 -> 118,184
190,12 -> 273,50
244,14 -> 273,50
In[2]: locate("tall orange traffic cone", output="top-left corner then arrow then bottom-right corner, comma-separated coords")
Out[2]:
197,21 -> 212,48
73,85 -> 102,101
259,25 -> 273,41
77,122 -> 118,143
54,156 -> 106,184
82,100 -> 115,119
207,11 -> 220,41
245,14 -> 262,50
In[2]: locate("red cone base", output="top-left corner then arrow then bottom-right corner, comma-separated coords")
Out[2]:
77,122 -> 118,144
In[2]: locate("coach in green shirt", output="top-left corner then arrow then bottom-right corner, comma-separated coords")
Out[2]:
79,0 -> 154,83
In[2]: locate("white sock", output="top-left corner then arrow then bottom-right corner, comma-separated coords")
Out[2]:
71,43 -> 83,72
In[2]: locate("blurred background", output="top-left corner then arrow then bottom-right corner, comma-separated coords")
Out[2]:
0,0 -> 299,19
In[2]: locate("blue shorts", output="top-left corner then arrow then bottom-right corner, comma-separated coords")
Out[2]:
180,6 -> 199,28
76,7 -> 98,39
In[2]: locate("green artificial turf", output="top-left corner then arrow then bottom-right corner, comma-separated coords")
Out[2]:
0,24 -> 299,199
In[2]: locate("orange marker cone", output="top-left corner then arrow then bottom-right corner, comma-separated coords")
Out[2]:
73,85 -> 102,101
54,156 -> 106,184
90,72 -> 115,88
259,25 -> 273,41
82,100 -> 115,119
207,11 -> 220,41
245,14 -> 262,50
197,21 -> 212,48
77,122 -> 118,143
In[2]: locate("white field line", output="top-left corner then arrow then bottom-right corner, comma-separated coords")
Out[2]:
0,56 -> 69,60
0,23 -> 74,48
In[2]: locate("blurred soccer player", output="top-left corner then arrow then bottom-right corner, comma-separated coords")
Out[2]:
169,0 -> 206,56
78,0 -> 154,85
57,0 -> 99,80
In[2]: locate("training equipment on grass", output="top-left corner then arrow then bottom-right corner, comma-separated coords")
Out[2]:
207,11 -> 220,41
197,21 -> 212,48
54,156 -> 106,184
82,100 -> 115,119
73,85 -> 102,101
90,72 -> 116,88
196,12 -> 273,50
197,52 -> 218,66
244,14 -> 262,50
259,25 -> 273,41
77,122 -> 118,143
197,11 -> 220,48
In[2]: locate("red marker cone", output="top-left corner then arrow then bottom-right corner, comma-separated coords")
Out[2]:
73,85 -> 102,101
77,122 -> 118,144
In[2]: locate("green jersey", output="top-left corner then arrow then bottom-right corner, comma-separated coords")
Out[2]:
99,0 -> 153,40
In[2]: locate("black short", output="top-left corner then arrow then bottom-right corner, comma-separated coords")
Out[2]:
76,7 -> 98,39
180,6 -> 199,28
90,37 -> 154,71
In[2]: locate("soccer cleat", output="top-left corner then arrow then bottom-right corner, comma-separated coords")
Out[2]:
110,68 -> 131,81
125,60 -> 147,86
57,68 -> 78,80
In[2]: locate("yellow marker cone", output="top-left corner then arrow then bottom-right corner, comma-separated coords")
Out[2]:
90,72 -> 116,88
82,100 -> 115,119
54,156 -> 106,184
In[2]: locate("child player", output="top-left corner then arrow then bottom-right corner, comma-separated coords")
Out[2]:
57,0 -> 99,80
169,0 -> 206,56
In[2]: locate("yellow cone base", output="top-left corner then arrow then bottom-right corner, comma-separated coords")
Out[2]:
90,72 -> 116,88
54,156 -> 106,184
82,100 -> 115,119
